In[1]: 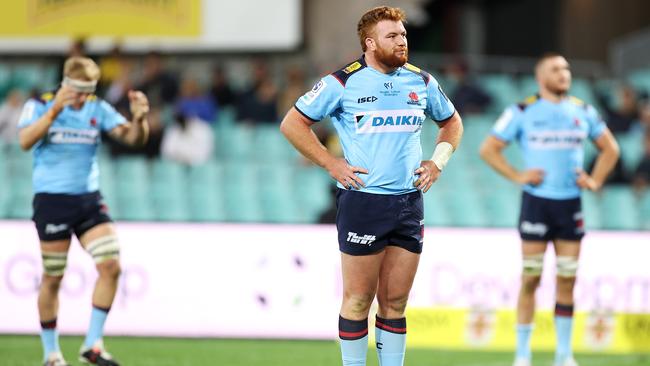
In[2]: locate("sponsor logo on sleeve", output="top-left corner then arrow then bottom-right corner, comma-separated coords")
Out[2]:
344,62 -> 362,74
301,80 -> 327,106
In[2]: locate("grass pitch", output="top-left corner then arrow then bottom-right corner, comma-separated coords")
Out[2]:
1,335 -> 647,365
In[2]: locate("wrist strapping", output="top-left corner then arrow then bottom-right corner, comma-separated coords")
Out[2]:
431,142 -> 454,171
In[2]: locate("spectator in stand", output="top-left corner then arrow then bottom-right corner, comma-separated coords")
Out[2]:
103,107 -> 164,159
101,47 -> 135,107
445,60 -> 492,115
98,43 -> 131,98
277,66 -> 307,116
236,59 -> 278,124
638,101 -> 650,133
632,129 -> 650,192
56,38 -> 87,82
0,89 -> 25,143
176,76 -> 218,123
210,65 -> 236,109
597,84 -> 640,134
161,109 -> 214,166
137,51 -> 179,107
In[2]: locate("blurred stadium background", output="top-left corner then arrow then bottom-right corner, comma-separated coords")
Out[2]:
0,0 -> 649,365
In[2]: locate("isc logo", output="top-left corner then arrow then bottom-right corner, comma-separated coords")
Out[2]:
357,96 -> 378,104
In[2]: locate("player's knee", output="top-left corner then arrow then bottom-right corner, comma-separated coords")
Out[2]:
42,251 -> 68,277
520,275 -> 541,294
556,275 -> 576,292
97,258 -> 121,280
378,295 -> 408,316
556,256 -> 578,278
522,253 -> 544,276
40,273 -> 64,292
342,292 -> 375,315
85,235 -> 120,265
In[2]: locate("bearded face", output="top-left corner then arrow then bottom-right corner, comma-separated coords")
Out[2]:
374,42 -> 408,69
368,20 -> 409,69
537,56 -> 572,96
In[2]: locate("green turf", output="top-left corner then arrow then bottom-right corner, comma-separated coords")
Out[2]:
1,335 -> 648,366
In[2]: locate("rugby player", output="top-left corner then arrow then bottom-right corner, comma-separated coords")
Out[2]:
281,6 -> 463,365
18,56 -> 149,366
480,53 -> 619,366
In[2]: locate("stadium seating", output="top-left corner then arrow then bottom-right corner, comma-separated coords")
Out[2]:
599,186 -> 640,230
1,70 -> 647,230
0,64 -> 11,99
627,68 -> 650,94
479,74 -> 520,114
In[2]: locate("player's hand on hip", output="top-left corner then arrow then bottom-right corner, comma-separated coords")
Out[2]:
516,169 -> 544,186
575,168 -> 600,191
53,85 -> 77,109
326,158 -> 368,190
128,90 -> 150,121
414,160 -> 440,193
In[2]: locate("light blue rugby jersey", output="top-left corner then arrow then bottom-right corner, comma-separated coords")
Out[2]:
491,95 -> 606,200
295,56 -> 455,195
18,92 -> 127,194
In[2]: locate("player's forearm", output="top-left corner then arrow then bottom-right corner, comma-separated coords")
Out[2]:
434,112 -> 463,150
427,113 -> 463,170
122,119 -> 149,147
480,146 -> 521,183
19,106 -> 62,150
280,117 -> 336,169
590,144 -> 620,188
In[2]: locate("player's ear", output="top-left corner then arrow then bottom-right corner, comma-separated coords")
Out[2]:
365,37 -> 375,51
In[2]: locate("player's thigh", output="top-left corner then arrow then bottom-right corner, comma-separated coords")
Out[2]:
78,222 -> 117,248
376,245 -> 420,301
521,240 -> 547,256
40,239 -> 72,279
521,240 -> 546,278
341,250 -> 385,296
553,239 -> 581,280
553,239 -> 581,257
40,239 -> 72,252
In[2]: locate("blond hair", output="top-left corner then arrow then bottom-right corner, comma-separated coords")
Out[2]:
63,56 -> 100,81
357,6 -> 407,52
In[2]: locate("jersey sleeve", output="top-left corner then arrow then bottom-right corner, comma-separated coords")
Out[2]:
425,76 -> 456,123
294,75 -> 344,122
17,99 -> 47,129
98,100 -> 127,132
491,106 -> 523,143
585,104 -> 606,140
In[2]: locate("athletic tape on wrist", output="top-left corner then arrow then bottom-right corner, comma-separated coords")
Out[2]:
431,142 -> 453,171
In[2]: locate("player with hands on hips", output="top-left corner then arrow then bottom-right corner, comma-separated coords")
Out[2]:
281,6 -> 462,366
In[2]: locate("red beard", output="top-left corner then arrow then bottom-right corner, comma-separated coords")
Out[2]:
375,46 -> 408,69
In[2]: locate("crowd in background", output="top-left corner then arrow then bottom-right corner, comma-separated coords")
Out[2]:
1,41 -> 650,196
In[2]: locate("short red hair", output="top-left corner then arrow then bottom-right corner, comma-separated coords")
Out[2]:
357,6 -> 407,52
